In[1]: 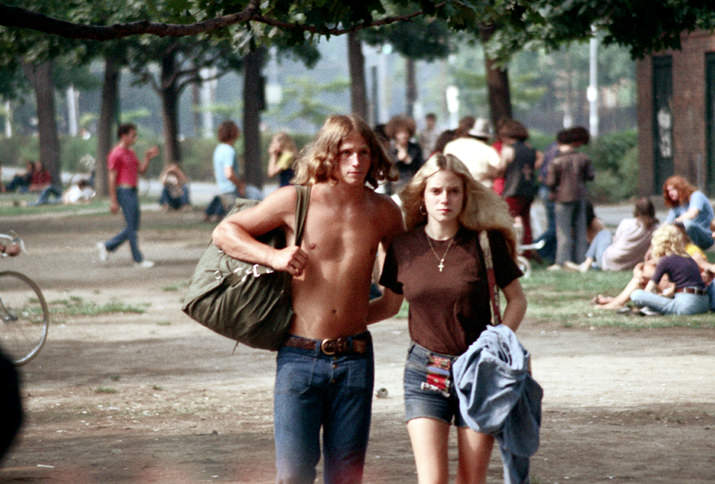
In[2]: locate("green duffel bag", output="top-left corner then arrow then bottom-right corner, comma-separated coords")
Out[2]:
182,185 -> 310,350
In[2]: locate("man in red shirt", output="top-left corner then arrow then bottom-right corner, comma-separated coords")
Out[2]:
97,123 -> 159,268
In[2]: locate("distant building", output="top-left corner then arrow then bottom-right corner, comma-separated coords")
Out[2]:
636,30 -> 715,196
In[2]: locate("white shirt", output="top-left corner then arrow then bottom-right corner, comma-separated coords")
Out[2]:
444,137 -> 501,187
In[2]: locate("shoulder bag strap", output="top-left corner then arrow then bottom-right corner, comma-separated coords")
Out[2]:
478,231 -> 502,326
293,185 -> 311,246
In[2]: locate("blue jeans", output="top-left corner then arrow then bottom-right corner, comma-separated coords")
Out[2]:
159,185 -> 190,209
403,341 -> 465,427
29,185 -> 62,206
630,290 -> 709,315
105,187 -> 143,263
274,335 -> 374,484
555,199 -> 587,265
682,219 -> 714,251
585,229 -> 613,270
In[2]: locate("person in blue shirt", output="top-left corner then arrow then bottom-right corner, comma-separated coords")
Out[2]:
204,121 -> 251,222
663,175 -> 714,250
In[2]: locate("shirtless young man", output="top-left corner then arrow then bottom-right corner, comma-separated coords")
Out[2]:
212,114 -> 404,484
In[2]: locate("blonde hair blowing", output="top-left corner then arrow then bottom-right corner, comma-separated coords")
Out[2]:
400,153 -> 518,259
650,224 -> 689,258
293,114 -> 397,189
272,132 -> 298,155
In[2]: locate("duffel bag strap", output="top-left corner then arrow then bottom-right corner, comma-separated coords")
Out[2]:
293,185 -> 311,246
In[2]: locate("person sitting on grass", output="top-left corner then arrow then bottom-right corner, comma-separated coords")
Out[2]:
29,179 -> 95,206
629,224 -> 709,316
663,175 -> 714,251
4,160 -> 35,193
565,198 -> 659,273
28,161 -> 51,193
158,162 -> 190,211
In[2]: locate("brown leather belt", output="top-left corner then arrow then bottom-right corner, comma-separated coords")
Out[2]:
675,287 -> 707,296
284,332 -> 371,356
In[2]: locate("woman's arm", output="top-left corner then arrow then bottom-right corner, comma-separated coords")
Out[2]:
500,278 -> 527,332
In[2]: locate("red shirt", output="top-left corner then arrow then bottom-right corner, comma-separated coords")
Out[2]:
30,169 -> 51,185
108,145 -> 139,187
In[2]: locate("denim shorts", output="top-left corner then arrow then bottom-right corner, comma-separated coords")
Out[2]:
404,341 -> 466,427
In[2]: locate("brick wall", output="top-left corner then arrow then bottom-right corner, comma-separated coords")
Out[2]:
637,31 -> 715,196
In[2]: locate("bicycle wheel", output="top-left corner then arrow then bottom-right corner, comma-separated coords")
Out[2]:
0,271 -> 49,365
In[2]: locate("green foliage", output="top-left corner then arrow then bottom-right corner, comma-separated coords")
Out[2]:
267,76 -> 350,131
582,129 -> 638,202
179,136 -> 218,180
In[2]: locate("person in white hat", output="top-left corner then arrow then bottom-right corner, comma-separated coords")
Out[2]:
443,116 -> 501,187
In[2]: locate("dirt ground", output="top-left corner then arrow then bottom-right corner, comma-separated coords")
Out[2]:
0,208 -> 713,483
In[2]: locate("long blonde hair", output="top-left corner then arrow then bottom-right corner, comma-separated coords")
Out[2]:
293,114 -> 397,188
650,224 -> 689,258
400,153 -> 518,258
272,132 -> 298,155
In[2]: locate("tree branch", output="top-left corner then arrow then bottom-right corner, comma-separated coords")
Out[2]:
0,2 -> 447,40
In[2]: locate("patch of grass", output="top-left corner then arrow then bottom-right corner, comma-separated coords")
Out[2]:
162,280 -> 188,292
522,269 -> 715,329
156,321 -> 172,326
109,375 -> 121,381
48,296 -> 149,318
95,387 -> 118,394
0,195 -> 107,217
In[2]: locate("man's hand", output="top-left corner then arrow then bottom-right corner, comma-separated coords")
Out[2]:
145,145 -> 160,160
110,199 -> 120,214
270,246 -> 308,276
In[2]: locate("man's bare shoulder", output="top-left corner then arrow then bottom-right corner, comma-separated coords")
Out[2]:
224,185 -> 298,235
366,189 -> 404,234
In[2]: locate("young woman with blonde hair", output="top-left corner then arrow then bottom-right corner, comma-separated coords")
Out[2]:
267,132 -> 299,187
630,224 -> 709,315
379,153 -> 527,483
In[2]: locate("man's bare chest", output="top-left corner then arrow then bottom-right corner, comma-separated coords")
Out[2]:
301,209 -> 381,261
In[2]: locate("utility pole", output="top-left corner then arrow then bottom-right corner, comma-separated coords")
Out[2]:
587,26 -> 599,137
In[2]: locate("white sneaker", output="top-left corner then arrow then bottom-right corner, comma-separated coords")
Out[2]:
96,242 -> 108,262
134,260 -> 155,269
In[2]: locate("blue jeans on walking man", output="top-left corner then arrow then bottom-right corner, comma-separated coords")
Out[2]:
104,187 -> 144,263
273,338 -> 374,484
555,199 -> 588,265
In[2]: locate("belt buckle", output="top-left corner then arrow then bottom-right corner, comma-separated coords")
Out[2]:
320,338 -> 337,355
320,338 -> 348,355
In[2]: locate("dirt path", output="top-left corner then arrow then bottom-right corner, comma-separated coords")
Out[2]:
1,209 -> 713,483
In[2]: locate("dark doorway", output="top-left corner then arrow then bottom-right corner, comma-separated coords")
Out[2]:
652,56 -> 673,193
706,53 -> 715,195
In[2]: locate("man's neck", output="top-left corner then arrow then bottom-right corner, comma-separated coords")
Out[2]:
321,180 -> 366,203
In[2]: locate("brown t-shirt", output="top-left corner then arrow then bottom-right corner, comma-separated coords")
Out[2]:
380,226 -> 522,355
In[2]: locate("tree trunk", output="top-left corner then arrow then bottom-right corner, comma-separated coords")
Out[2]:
23,61 -> 61,185
96,56 -> 119,197
243,47 -> 265,188
405,57 -> 417,119
348,32 -> 368,121
191,79 -> 201,137
480,26 -> 512,129
160,50 -> 181,165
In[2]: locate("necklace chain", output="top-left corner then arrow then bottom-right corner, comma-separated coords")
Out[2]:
426,233 -> 454,272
